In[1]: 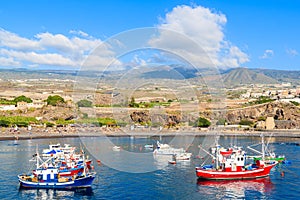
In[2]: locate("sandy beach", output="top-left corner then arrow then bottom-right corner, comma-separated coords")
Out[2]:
1,126 -> 300,141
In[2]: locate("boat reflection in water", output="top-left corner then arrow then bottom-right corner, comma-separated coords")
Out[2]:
197,177 -> 274,199
18,187 -> 94,199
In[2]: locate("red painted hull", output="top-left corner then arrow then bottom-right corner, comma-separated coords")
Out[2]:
196,163 -> 277,180
59,168 -> 84,177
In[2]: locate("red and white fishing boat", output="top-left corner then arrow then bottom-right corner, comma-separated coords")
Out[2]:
196,136 -> 278,180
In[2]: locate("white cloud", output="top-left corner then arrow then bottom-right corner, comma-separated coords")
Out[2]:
0,56 -> 21,67
132,54 -> 147,67
69,30 -> 90,38
0,28 -> 120,69
0,49 -> 75,66
149,5 -> 249,68
0,28 -> 40,50
260,49 -> 274,59
219,45 -> 249,67
286,48 -> 298,57
36,32 -> 76,54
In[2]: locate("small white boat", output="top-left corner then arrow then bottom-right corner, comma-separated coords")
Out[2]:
144,144 -> 154,149
112,146 -> 121,151
175,152 -> 192,161
168,152 -> 192,165
168,160 -> 176,165
153,141 -> 186,156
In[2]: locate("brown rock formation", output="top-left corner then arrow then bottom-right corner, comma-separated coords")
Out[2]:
130,111 -> 150,124
208,101 -> 300,129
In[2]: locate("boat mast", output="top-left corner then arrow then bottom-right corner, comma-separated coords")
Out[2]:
261,134 -> 265,161
34,144 -> 41,169
82,148 -> 86,176
215,136 -> 219,169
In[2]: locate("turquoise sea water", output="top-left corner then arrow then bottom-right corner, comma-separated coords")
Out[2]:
0,135 -> 299,199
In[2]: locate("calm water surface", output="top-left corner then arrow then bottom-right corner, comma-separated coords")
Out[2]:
0,135 -> 299,200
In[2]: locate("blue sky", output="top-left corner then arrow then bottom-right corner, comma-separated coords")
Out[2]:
0,0 -> 299,71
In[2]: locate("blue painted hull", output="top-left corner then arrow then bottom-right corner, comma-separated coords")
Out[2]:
19,174 -> 95,189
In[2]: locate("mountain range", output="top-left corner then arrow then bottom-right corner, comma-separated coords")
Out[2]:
1,67 -> 300,86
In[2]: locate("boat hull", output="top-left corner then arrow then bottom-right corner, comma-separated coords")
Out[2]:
18,174 -> 95,189
196,163 -> 277,180
59,167 -> 84,177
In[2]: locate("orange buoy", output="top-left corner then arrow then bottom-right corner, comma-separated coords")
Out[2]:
97,160 -> 101,165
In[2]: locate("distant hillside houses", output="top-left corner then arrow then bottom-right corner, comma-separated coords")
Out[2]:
241,88 -> 300,100
17,101 -> 47,109
0,104 -> 16,111
0,101 -> 46,111
280,98 -> 300,104
135,97 -> 166,103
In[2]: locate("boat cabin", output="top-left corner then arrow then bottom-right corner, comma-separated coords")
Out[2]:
219,149 -> 246,172
33,167 -> 59,182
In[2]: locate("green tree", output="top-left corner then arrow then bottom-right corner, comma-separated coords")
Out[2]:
249,96 -> 274,105
56,119 -> 74,126
13,95 -> 33,103
291,101 -> 300,106
14,121 -> 29,127
46,95 -> 65,106
0,119 -> 10,127
195,117 -> 211,127
77,99 -> 93,107
0,116 -> 38,127
239,119 -> 254,126
98,118 -> 116,126
82,113 -> 88,119
129,97 -> 138,107
257,116 -> 266,121
0,98 -> 15,105
45,122 -> 55,127
216,118 -> 227,125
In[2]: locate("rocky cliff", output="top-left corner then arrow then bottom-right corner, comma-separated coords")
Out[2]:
204,101 -> 300,129
130,110 -> 182,126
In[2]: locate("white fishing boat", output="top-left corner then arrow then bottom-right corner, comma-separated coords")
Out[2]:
175,152 -> 192,161
144,144 -> 154,149
112,146 -> 121,151
168,152 -> 192,164
153,141 -> 186,156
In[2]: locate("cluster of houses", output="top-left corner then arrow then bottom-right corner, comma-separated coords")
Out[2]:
240,83 -> 300,100
0,101 -> 47,111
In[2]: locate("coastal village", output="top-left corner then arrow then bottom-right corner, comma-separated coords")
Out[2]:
1,1 -> 300,198
1,69 -> 300,138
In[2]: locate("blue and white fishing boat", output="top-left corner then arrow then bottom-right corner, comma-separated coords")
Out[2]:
18,147 -> 96,189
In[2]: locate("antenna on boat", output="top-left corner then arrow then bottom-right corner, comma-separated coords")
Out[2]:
214,135 -> 220,169
83,146 -> 86,177
36,144 -> 39,169
261,134 -> 265,161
